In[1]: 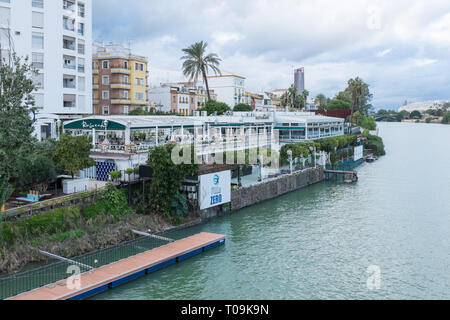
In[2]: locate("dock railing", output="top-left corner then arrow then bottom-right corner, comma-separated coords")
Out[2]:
0,231 -> 190,300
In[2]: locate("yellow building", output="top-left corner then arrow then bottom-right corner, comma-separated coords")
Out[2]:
92,42 -> 149,115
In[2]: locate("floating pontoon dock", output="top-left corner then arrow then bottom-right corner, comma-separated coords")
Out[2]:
8,232 -> 225,300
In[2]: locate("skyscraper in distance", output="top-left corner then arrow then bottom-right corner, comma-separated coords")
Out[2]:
294,67 -> 305,94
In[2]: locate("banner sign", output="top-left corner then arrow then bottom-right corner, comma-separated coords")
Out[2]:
199,170 -> 231,210
354,145 -> 363,161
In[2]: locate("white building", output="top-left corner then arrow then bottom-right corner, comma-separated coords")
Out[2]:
0,0 -> 93,140
204,71 -> 246,108
147,86 -> 172,113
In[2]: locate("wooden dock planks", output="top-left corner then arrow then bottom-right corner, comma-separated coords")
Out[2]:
8,232 -> 226,300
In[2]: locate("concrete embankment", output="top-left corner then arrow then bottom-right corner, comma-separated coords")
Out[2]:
230,168 -> 325,211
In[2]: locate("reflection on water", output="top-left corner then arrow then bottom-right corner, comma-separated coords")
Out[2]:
93,122 -> 450,300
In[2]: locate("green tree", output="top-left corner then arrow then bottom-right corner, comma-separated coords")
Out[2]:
198,100 -> 231,115
233,103 -> 253,112
314,94 -> 328,109
54,134 -> 94,178
0,54 -> 37,184
442,111 -> 450,124
410,110 -> 422,119
347,77 -> 373,130
16,154 -> 57,192
147,144 -> 198,216
181,41 -> 221,101
335,90 -> 351,103
0,150 -> 12,209
327,99 -> 351,110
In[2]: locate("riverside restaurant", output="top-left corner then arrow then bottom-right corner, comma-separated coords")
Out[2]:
63,111 -> 344,180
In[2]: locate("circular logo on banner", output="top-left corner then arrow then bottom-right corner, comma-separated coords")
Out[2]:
213,174 -> 220,185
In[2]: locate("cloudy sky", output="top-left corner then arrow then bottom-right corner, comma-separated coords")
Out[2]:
93,0 -> 450,110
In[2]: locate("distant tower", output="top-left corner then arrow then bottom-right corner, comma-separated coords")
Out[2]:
294,68 -> 305,94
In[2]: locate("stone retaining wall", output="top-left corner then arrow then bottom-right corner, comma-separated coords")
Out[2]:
231,168 -> 324,211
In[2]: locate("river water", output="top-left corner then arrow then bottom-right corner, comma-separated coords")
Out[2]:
93,122 -> 450,300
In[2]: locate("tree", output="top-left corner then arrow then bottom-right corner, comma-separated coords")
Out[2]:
0,54 -> 37,184
233,103 -> 253,112
147,144 -> 198,216
347,77 -> 373,130
181,41 -> 221,101
198,100 -> 231,115
442,111 -> 450,124
302,90 -> 309,107
54,134 -> 94,178
327,99 -> 351,110
314,94 -> 328,109
335,90 -> 351,103
0,150 -> 12,209
16,155 -> 57,192
410,110 -> 422,119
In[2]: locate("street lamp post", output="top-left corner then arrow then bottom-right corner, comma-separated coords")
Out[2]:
287,150 -> 293,174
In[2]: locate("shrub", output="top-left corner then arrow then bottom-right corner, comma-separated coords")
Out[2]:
110,171 -> 122,180
364,135 -> 386,156
82,183 -> 131,220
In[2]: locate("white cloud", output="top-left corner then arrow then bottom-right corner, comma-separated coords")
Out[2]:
377,49 -> 392,57
94,0 -> 450,109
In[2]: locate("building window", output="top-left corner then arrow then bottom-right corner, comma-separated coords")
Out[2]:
63,75 -> 76,89
77,22 -> 84,36
32,0 -> 44,9
102,91 -> 109,100
102,76 -> 109,85
0,7 -> 10,28
32,32 -> 44,49
32,12 -> 44,29
78,58 -> 85,73
63,16 -> 75,31
135,92 -> 144,101
135,63 -> 144,71
78,3 -> 85,18
102,60 -> 109,69
63,55 -> 76,69
123,91 -> 129,99
32,73 -> 44,89
78,40 -> 85,54
63,36 -> 75,50
32,52 -> 44,69
102,106 -> 109,115
124,106 -> 129,115
135,77 -> 144,86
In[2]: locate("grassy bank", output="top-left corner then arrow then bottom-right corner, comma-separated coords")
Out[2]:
0,184 -> 195,274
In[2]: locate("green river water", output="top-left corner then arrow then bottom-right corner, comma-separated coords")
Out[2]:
93,122 -> 450,300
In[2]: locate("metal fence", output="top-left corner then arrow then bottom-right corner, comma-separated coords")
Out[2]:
0,231 -> 190,300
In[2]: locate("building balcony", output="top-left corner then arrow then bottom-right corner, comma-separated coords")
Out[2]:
111,83 -> 131,89
111,68 -> 131,75
93,99 -> 99,104
111,98 -> 131,104
93,69 -> 99,75
92,84 -> 99,89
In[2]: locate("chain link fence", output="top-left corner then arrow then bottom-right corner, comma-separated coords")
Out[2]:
0,231 -> 190,300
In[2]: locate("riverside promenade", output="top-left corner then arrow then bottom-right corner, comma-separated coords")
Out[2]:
8,232 -> 225,300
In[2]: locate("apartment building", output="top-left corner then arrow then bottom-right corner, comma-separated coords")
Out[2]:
203,71 -> 246,107
243,92 -> 264,110
148,82 -> 217,115
92,42 -> 149,115
0,0 -> 93,140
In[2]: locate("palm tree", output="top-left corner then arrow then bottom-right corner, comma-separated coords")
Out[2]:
315,94 -> 327,109
348,77 -> 365,131
181,41 -> 222,101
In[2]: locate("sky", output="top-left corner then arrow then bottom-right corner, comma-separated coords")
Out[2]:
93,0 -> 450,110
